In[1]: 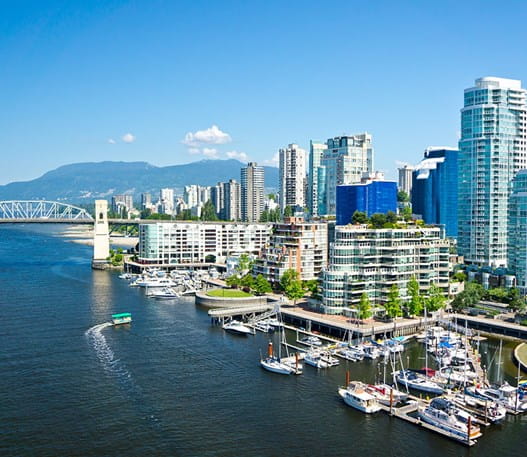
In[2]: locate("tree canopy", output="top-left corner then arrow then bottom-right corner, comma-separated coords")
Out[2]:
358,293 -> 372,320
384,284 -> 403,318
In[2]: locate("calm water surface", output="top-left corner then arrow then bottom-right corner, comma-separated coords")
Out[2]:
0,225 -> 525,456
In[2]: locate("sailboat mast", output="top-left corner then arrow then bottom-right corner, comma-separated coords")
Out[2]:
497,339 -> 503,384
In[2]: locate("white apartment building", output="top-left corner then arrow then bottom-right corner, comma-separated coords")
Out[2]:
321,225 -> 450,315
138,221 -> 272,264
279,143 -> 306,212
254,217 -> 328,283
159,188 -> 174,215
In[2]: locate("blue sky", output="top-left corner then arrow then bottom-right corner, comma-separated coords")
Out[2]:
2,0 -> 527,184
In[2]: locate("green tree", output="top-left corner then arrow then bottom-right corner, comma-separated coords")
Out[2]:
140,208 -> 152,219
259,210 -> 269,222
386,211 -> 398,224
285,279 -> 305,305
254,274 -> 272,295
451,281 -> 485,311
352,210 -> 368,225
407,277 -> 423,316
358,292 -> 372,320
401,206 -> 413,221
240,273 -> 255,289
280,269 -> 299,291
205,254 -> 216,263
370,213 -> 387,229
452,271 -> 467,283
384,284 -> 403,318
226,275 -> 242,288
508,288 -> 526,312
303,279 -> 319,296
237,253 -> 253,274
425,283 -> 446,312
397,190 -> 410,202
283,205 -> 293,218
200,200 -> 219,221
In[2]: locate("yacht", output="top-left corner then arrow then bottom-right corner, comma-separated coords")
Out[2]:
222,320 -> 254,336
148,287 -> 181,299
300,335 -> 323,346
111,313 -> 132,325
320,352 -> 340,367
254,321 -> 274,333
366,384 -> 408,406
338,381 -> 382,413
304,350 -> 329,369
467,382 -> 527,413
362,344 -> 381,360
438,366 -> 477,384
341,347 -> 364,362
418,399 -> 482,442
449,393 -> 507,423
395,370 -> 444,394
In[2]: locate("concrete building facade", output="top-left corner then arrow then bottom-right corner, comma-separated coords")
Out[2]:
241,162 -> 264,223
279,143 -> 306,213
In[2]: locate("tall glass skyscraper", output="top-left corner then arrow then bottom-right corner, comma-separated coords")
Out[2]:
412,147 -> 458,237
458,77 -> 527,267
508,170 -> 527,293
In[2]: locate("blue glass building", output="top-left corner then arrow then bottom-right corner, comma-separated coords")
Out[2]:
336,179 -> 397,225
411,147 -> 458,237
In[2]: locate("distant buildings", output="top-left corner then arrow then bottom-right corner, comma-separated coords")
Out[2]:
508,170 -> 527,294
398,165 -> 414,197
279,143 -> 307,213
254,217 -> 328,283
111,194 -> 134,215
141,192 -> 152,210
241,162 -> 265,222
458,77 -> 527,267
221,179 -> 241,221
314,133 -> 374,216
336,172 -> 397,225
412,147 -> 458,237
159,188 -> 175,215
321,225 -> 450,315
138,222 -> 271,264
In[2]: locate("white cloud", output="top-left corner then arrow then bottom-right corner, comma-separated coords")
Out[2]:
263,152 -> 279,167
202,147 -> 219,158
122,133 -> 136,143
188,148 -> 201,155
107,138 -> 116,144
182,125 -> 231,147
226,150 -> 248,161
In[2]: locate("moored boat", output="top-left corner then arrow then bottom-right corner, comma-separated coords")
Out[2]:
223,320 -> 254,336
338,381 -> 382,413
395,369 -> 444,394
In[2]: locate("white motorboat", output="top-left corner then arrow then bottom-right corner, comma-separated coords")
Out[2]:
148,287 -> 181,299
300,335 -> 323,346
467,382 -> 527,413
265,317 -> 283,328
449,393 -> 507,423
320,352 -> 340,367
418,400 -> 482,442
338,381 -> 382,413
438,366 -> 477,384
341,347 -> 364,362
304,351 -> 329,369
223,320 -> 254,336
395,370 -> 444,394
362,344 -> 381,359
254,321 -> 274,333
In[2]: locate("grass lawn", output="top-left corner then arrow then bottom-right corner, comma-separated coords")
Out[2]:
206,288 -> 253,298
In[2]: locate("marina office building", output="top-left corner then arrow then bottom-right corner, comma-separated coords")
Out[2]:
254,217 -> 328,284
138,222 -> 272,265
321,225 -> 450,315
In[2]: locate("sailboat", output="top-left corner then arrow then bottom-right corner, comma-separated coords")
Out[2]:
260,327 -> 302,375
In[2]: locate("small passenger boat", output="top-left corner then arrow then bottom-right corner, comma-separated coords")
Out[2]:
112,313 -> 132,325
338,381 -> 382,413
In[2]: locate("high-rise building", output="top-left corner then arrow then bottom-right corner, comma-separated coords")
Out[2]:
321,225 -> 450,314
210,183 -> 224,217
241,162 -> 264,223
412,147 -> 458,237
508,170 -> 527,293
398,165 -> 414,197
160,188 -> 175,215
458,77 -> 527,267
317,133 -> 374,216
111,194 -> 134,215
336,173 -> 397,224
279,143 -> 306,212
141,192 -> 152,210
308,140 -> 326,217
222,179 -> 241,221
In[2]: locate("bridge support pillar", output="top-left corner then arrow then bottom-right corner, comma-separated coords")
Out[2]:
92,200 -> 110,269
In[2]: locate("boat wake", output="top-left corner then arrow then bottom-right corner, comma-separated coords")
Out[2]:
85,323 -> 160,427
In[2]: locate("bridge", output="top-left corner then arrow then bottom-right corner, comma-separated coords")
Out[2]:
0,200 -> 94,223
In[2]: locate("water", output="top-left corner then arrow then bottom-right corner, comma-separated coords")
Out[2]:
0,224 -> 525,456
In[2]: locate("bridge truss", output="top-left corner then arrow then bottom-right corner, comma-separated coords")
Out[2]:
0,200 -> 94,221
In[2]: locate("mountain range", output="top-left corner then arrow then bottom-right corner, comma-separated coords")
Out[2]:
0,160 -> 278,203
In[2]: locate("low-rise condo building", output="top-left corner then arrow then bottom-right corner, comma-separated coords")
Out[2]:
138,222 -> 272,264
254,217 -> 328,283
321,224 -> 450,314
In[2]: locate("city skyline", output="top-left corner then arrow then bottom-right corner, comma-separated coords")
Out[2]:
3,1 -> 527,184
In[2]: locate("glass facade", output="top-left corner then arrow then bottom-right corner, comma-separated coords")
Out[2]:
458,77 -> 527,267
411,148 -> 458,237
508,170 -> 527,293
336,180 -> 397,225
